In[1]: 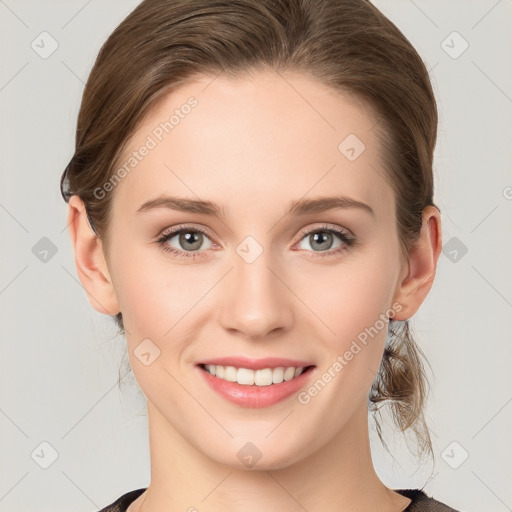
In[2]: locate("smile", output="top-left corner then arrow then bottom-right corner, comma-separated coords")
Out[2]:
201,364 -> 314,386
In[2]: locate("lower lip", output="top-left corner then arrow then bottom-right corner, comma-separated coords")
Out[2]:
196,365 -> 315,408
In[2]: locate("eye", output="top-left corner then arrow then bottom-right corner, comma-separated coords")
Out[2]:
156,225 -> 215,260
294,224 -> 356,258
156,223 -> 356,260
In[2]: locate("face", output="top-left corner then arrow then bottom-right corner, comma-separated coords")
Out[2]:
81,70 -> 418,469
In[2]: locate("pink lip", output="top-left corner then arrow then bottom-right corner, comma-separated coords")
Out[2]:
196,364 -> 316,408
196,356 -> 314,371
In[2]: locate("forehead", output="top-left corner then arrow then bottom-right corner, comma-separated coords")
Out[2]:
111,70 -> 394,223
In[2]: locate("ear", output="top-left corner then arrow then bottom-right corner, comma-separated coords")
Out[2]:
391,205 -> 442,321
67,195 -> 121,316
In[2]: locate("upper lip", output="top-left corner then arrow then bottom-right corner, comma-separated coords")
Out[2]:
197,356 -> 315,371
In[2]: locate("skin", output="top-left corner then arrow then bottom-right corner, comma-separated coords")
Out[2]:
67,69 -> 442,512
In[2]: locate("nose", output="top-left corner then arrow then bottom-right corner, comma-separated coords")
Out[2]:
217,249 -> 294,340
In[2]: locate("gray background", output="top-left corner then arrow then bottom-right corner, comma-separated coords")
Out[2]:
1,0 -> 511,511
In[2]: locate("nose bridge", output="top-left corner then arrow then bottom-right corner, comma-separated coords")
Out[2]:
218,240 -> 292,338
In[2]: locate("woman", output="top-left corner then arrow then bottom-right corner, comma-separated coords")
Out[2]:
61,0 -> 460,510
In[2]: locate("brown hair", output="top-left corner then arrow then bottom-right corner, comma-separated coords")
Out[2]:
61,0 -> 439,460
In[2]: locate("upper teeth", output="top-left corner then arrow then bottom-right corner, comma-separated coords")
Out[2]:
204,365 -> 305,386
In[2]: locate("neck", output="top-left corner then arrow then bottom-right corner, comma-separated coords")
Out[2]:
129,400 -> 409,512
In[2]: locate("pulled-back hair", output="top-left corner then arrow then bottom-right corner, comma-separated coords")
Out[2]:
61,0 -> 439,460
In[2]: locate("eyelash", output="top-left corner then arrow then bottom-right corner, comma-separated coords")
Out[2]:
156,223 -> 356,260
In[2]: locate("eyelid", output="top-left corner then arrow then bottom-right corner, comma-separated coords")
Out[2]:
294,222 -> 354,243
159,223 -> 217,243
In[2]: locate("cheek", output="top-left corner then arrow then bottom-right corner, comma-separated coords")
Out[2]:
110,243 -> 222,389
111,248 -> 206,399
304,255 -> 398,342
299,246 -> 401,402
111,241 -> 208,334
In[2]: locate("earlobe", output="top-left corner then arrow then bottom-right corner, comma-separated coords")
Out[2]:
391,206 -> 442,321
67,195 -> 121,316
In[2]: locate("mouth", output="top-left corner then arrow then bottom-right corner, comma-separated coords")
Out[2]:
197,363 -> 316,387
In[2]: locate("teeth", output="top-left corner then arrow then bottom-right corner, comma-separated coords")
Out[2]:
204,364 -> 306,386
272,367 -> 284,384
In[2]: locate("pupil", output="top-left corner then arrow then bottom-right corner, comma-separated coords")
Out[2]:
180,231 -> 202,251
312,231 -> 332,250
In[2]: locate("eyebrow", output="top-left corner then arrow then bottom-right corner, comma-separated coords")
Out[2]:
136,195 -> 375,218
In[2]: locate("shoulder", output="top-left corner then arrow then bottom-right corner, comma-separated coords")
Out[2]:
395,488 -> 462,511
96,488 -> 147,512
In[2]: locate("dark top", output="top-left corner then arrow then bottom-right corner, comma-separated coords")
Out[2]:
97,487 -> 461,511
